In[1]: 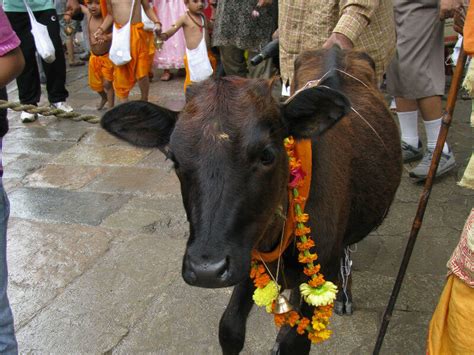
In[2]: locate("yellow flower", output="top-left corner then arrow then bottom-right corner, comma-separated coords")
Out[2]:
300,281 -> 338,307
253,281 -> 280,310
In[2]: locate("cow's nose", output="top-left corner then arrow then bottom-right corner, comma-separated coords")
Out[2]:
182,255 -> 230,288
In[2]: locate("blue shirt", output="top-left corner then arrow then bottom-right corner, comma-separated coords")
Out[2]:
3,0 -> 55,13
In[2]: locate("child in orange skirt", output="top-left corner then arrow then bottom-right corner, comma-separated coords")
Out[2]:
159,0 -> 216,92
65,0 -> 114,109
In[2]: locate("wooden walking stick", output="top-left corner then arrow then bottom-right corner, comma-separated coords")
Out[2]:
373,44 -> 468,354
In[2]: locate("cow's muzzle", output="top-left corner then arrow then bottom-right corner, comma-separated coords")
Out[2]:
182,254 -> 232,288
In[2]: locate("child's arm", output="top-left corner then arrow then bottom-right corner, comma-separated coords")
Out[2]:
94,0 -> 113,38
160,15 -> 185,41
141,0 -> 162,33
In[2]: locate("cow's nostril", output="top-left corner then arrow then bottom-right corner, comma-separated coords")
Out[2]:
217,256 -> 230,279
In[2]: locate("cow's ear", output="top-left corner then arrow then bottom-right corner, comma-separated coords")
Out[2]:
101,101 -> 178,149
282,79 -> 351,139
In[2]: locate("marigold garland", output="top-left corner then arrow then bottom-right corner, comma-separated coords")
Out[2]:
249,136 -> 337,345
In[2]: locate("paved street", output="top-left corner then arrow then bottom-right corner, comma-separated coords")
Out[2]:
3,64 -> 473,354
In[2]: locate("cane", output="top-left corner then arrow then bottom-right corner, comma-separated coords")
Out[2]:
373,44 -> 468,354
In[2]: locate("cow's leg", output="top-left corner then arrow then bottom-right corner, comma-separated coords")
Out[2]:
219,277 -> 254,355
335,246 -> 354,315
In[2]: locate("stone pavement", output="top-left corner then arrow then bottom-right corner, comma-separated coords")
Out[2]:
3,65 -> 473,354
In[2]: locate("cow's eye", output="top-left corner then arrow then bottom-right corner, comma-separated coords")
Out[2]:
260,147 -> 275,165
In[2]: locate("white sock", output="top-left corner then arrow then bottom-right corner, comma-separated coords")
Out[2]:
397,110 -> 419,147
424,117 -> 449,154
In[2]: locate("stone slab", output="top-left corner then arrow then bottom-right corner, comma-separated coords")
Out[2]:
52,144 -> 152,166
8,187 -> 130,225
7,219 -> 116,328
84,166 -> 181,198
23,164 -> 107,190
2,139 -> 75,156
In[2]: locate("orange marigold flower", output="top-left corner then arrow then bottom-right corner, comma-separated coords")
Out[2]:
295,213 -> 309,223
296,239 -> 315,251
287,311 -> 300,327
303,264 -> 321,276
298,252 -> 318,264
274,313 -> 287,327
308,274 -> 325,288
296,317 -> 310,335
293,195 -> 306,204
254,274 -> 271,288
295,226 -> 311,237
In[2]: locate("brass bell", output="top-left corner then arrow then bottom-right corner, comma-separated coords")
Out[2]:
273,294 -> 293,314
64,24 -> 74,36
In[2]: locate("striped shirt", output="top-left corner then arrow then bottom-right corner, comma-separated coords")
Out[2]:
278,0 -> 396,85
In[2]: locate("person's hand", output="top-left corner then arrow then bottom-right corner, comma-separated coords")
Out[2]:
323,32 -> 353,50
439,0 -> 463,20
153,22 -> 162,36
93,27 -> 104,40
257,0 -> 273,7
453,5 -> 467,34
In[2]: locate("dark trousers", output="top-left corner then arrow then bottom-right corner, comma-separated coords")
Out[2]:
6,9 -> 68,105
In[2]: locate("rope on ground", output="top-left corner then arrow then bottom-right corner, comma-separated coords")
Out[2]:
0,100 -> 100,124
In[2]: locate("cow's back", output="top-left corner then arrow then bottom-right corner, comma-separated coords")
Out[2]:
294,49 -> 402,263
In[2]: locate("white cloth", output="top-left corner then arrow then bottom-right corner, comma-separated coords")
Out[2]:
185,15 -> 212,82
109,0 -> 135,66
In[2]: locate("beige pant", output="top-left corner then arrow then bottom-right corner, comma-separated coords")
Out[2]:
219,45 -> 274,79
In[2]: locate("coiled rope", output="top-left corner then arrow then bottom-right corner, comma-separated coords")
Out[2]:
0,100 -> 100,124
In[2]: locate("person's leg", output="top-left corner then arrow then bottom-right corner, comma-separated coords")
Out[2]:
219,45 -> 247,77
0,87 -> 18,355
36,9 -> 69,105
137,76 -> 150,101
410,95 -> 455,179
394,97 -> 422,162
5,12 -> 41,105
103,80 -> 115,109
417,95 -> 449,153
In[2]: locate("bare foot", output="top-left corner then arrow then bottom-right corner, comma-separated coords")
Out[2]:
97,97 -> 107,110
160,70 -> 173,81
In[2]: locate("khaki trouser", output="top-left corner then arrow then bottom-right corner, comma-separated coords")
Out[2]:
219,45 -> 274,79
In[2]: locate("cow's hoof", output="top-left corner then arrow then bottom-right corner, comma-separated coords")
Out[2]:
271,342 -> 281,355
345,301 -> 353,315
334,300 -> 345,315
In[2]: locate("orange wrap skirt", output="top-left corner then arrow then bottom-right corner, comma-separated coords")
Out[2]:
427,275 -> 474,354
88,52 -> 114,93
183,50 -> 217,92
113,22 -> 152,99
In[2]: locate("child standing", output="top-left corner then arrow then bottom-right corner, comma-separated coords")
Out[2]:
152,0 -> 187,81
159,0 -> 216,91
66,0 -> 115,109
95,0 -> 162,102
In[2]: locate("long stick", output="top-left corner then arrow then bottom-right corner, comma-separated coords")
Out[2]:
373,45 -> 468,354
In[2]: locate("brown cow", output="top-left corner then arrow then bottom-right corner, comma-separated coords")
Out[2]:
101,46 -> 402,354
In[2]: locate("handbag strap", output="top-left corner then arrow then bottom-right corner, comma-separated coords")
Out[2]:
127,0 -> 136,25
22,0 -> 36,23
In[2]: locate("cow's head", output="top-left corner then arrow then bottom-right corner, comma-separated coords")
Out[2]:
101,52 -> 351,288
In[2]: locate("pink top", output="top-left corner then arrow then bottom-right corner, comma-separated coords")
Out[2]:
0,6 -> 21,57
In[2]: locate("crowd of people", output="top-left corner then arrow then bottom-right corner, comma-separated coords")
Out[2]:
0,0 -> 472,354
